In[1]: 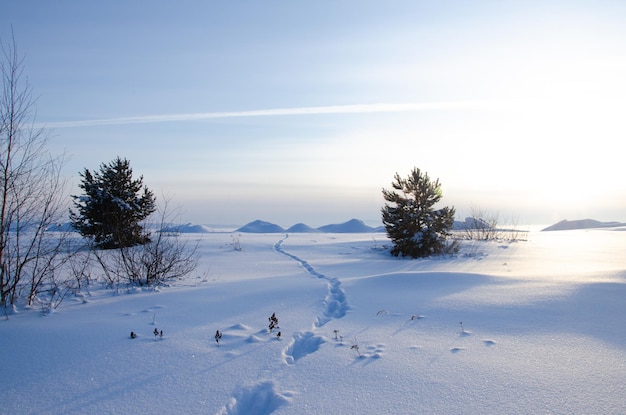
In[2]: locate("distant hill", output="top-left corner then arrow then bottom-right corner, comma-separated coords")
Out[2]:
236,220 -> 286,233
541,219 -> 626,231
317,218 -> 380,233
286,223 -> 320,233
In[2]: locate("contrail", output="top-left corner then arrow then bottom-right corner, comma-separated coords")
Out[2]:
41,100 -> 504,128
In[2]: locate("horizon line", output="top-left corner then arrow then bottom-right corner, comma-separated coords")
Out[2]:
39,100 -> 507,128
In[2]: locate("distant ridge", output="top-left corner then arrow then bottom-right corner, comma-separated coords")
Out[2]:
234,218 -> 385,233
47,219 -> 385,234
541,219 -> 626,231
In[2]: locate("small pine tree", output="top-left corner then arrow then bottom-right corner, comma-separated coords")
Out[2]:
70,157 -> 156,249
381,167 -> 457,258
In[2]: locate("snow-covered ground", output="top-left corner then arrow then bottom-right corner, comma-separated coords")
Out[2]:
1,227 -> 625,414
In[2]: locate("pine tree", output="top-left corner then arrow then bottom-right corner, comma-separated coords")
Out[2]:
381,167 -> 457,258
70,157 -> 156,249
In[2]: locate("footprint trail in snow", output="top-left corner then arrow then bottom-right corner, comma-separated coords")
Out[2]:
274,235 -> 349,366
274,235 -> 348,327
219,236 -> 346,411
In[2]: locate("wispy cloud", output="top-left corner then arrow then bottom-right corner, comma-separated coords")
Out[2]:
41,101 -> 505,128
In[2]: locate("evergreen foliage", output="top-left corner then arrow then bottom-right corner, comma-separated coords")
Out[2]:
70,157 -> 156,249
381,167 -> 457,258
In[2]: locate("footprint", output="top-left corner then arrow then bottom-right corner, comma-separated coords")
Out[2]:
283,331 -> 326,365
216,381 -> 294,415
365,343 -> 385,359
316,279 -> 348,327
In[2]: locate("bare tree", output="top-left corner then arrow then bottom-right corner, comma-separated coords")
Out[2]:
92,196 -> 199,289
0,33 -> 70,312
458,206 -> 500,240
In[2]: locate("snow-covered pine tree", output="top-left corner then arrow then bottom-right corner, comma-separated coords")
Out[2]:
70,157 -> 156,249
381,167 -> 457,258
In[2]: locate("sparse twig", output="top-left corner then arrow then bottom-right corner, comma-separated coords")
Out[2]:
351,338 -> 361,356
268,312 -> 279,333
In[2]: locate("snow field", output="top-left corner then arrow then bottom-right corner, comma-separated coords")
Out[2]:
1,229 -> 625,414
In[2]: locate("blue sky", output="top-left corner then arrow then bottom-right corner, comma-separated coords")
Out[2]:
2,1 -> 625,226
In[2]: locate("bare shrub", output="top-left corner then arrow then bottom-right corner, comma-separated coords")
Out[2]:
92,197 -> 199,289
457,206 -> 526,242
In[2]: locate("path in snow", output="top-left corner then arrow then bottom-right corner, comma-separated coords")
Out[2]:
273,234 -> 348,365
273,235 -> 348,326
219,235 -> 349,411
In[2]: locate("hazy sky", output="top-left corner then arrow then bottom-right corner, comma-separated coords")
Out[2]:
2,1 -> 625,226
